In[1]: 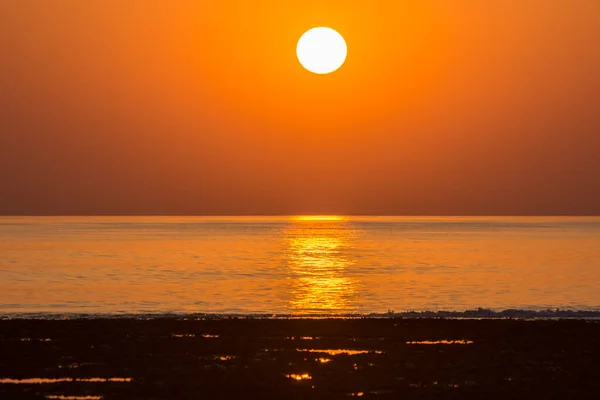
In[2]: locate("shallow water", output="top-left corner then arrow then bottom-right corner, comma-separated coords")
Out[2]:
0,216 -> 599,316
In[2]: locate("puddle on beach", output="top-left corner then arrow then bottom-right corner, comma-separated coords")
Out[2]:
285,336 -> 321,340
58,362 -> 103,370
197,355 -> 235,361
0,377 -> 132,384
170,333 -> 219,338
429,381 -> 469,388
406,340 -> 473,345
349,390 -> 397,396
369,389 -> 397,395
286,373 -> 312,381
297,349 -> 384,356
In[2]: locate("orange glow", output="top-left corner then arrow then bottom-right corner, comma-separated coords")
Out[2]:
193,1 -> 449,134
2,3 -> 599,215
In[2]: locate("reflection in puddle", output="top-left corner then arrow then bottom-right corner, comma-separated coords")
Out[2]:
406,340 -> 473,345
298,349 -> 383,356
369,389 -> 397,395
316,357 -> 332,363
432,381 -> 462,388
198,355 -> 235,361
2,378 -> 69,384
0,378 -> 132,384
77,378 -> 132,383
58,363 -> 102,370
285,336 -> 320,340
349,392 -> 364,397
20,338 -> 52,342
46,396 -> 102,400
170,333 -> 219,339
286,220 -> 359,314
286,373 -> 312,381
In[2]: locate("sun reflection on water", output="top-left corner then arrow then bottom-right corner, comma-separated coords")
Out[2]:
286,217 -> 359,314
291,215 -> 347,222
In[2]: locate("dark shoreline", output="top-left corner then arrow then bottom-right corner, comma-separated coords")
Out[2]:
1,318 -> 599,399
3,307 -> 600,320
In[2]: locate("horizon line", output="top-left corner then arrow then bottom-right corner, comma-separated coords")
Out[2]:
1,214 -> 599,218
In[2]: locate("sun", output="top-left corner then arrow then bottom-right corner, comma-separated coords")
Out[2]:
296,27 -> 347,75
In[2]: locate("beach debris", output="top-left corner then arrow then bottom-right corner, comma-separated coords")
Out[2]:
405,340 -> 473,345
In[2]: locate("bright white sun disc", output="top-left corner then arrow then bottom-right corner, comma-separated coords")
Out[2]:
297,27 -> 347,74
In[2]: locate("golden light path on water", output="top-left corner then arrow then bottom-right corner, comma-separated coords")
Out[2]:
285,218 -> 359,314
2,216 -> 600,315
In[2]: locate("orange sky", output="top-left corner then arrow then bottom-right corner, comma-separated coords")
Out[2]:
1,0 -> 599,215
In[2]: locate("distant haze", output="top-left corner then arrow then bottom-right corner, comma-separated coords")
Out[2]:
1,1 -> 599,215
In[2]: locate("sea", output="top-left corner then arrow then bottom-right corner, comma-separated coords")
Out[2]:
1,216 -> 599,318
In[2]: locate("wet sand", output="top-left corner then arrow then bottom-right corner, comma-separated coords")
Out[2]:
1,318 -> 599,399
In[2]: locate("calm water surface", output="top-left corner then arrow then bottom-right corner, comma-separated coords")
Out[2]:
1,216 -> 599,315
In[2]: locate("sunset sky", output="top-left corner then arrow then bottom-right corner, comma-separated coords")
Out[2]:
1,0 -> 599,215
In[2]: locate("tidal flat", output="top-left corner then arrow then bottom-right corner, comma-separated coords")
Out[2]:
1,318 -> 599,399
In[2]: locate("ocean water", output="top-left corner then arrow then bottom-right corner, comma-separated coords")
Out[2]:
0,216 -> 599,317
